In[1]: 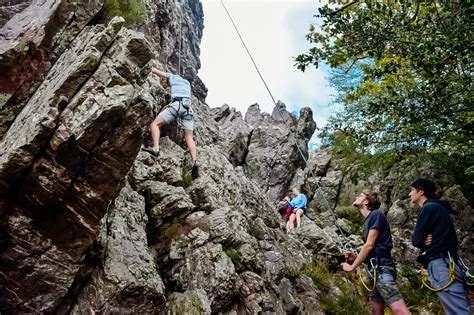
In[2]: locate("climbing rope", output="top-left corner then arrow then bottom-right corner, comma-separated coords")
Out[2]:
219,0 -> 353,252
359,258 -> 377,291
176,0 -> 183,75
178,22 -> 182,75
419,252 -> 456,291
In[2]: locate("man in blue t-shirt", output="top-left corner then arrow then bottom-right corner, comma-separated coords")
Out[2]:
142,67 -> 198,179
284,186 -> 307,232
341,191 -> 410,315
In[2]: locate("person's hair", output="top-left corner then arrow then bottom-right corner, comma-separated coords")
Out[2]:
411,178 -> 438,199
362,191 -> 381,211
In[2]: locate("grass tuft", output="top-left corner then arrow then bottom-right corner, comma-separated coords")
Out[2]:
247,224 -> 262,239
224,247 -> 243,266
164,223 -> 182,240
181,160 -> 193,188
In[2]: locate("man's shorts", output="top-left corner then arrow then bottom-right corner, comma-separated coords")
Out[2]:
369,266 -> 403,305
158,98 -> 194,130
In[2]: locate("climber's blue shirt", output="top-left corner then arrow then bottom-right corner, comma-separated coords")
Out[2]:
289,193 -> 307,209
166,73 -> 191,99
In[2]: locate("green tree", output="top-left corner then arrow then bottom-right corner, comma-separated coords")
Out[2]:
296,0 -> 473,171
101,0 -> 147,26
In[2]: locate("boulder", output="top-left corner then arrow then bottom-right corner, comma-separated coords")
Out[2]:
166,289 -> 212,315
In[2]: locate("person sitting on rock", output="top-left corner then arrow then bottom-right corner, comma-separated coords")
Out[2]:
278,192 -> 296,223
142,67 -> 199,179
341,191 -> 410,315
409,178 -> 471,315
284,186 -> 307,232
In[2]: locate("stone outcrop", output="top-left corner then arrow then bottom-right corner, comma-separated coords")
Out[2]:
0,1 -> 340,313
0,0 -> 32,27
209,101 -> 316,202
0,0 -> 104,136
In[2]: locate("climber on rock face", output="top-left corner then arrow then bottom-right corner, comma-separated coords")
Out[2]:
142,67 -> 199,179
284,186 -> 307,232
281,192 -> 296,223
409,178 -> 471,315
341,191 -> 411,315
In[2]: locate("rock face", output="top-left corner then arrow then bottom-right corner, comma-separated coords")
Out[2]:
0,1 -> 338,313
0,0 -> 104,136
210,101 -> 316,202
0,0 -> 32,27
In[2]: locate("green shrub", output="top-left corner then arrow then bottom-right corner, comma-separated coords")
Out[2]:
336,207 -> 364,231
164,223 -> 182,240
224,248 -> 242,266
263,217 -> 279,229
319,278 -> 368,315
247,224 -> 262,239
284,263 -> 302,280
286,261 -> 368,315
398,265 -> 443,313
101,0 -> 147,26
181,160 -> 193,188
301,262 -> 332,288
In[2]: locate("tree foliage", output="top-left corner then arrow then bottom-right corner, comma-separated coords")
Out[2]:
101,0 -> 147,26
296,0 -> 473,170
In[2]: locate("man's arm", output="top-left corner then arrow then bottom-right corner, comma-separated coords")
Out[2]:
341,228 -> 379,272
411,207 -> 433,249
151,67 -> 168,79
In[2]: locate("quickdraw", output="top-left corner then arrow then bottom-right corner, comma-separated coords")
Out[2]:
458,257 -> 474,286
420,252 -> 455,292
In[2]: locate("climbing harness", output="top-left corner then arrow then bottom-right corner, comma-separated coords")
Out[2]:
359,258 -> 378,292
159,97 -> 193,127
419,253 -> 474,290
420,252 -> 456,292
220,0 -> 354,254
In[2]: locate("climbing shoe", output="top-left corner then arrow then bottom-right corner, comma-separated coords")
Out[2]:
191,163 -> 199,179
141,147 -> 160,158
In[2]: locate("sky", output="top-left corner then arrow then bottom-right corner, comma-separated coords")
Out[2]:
198,0 -> 337,132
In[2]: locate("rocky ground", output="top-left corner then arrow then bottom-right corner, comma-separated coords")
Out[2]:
0,0 -> 472,314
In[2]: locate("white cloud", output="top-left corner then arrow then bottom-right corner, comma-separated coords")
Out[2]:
198,0 -> 337,130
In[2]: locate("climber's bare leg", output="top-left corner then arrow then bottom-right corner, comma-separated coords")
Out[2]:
388,299 -> 410,315
288,213 -> 296,230
150,116 -> 167,150
295,209 -> 304,228
183,129 -> 197,164
370,301 -> 385,315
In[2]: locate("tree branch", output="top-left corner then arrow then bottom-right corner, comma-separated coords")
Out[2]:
329,0 -> 360,16
409,0 -> 420,22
